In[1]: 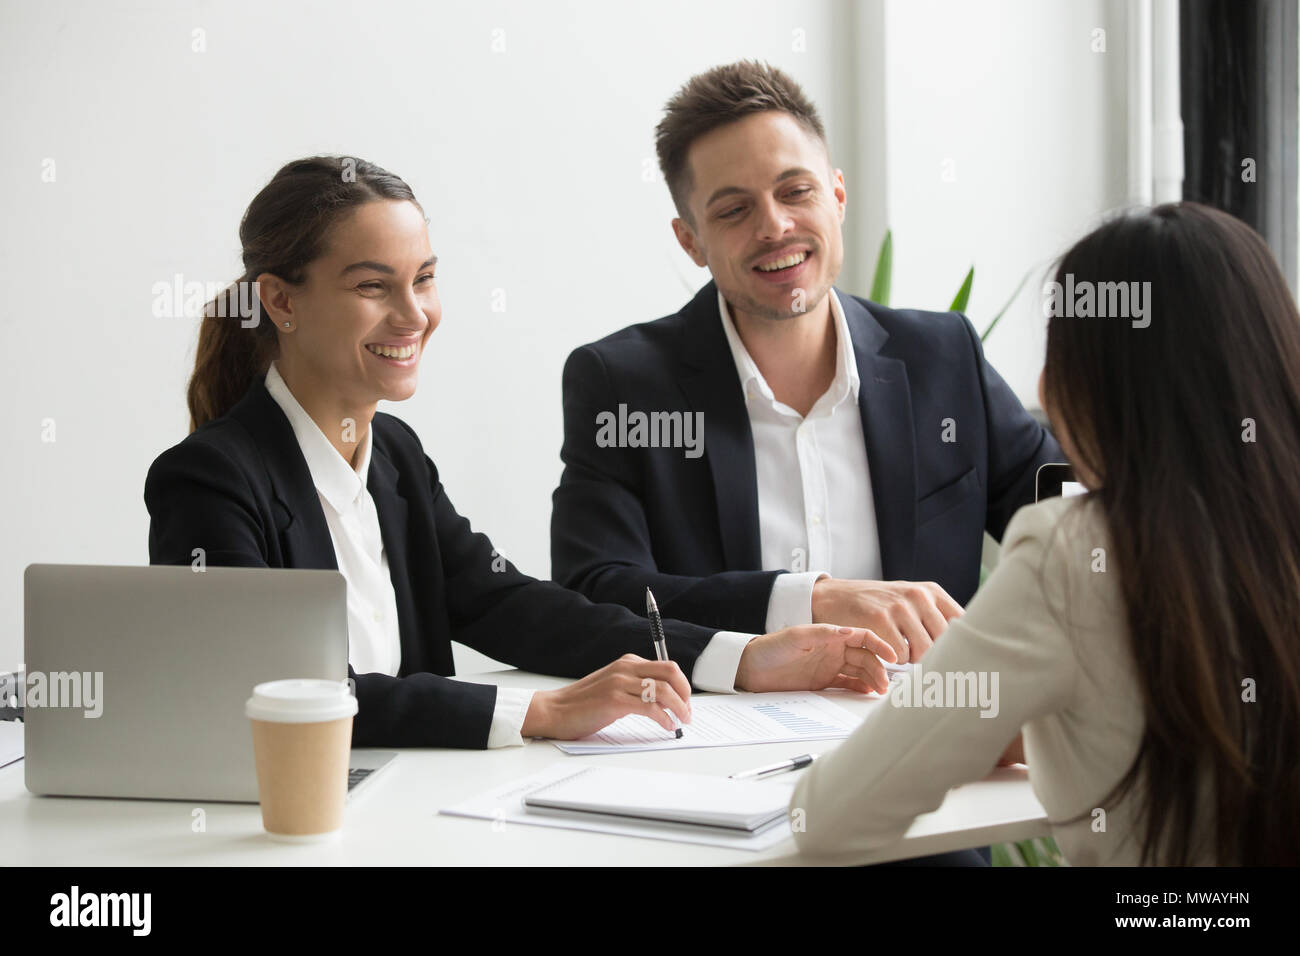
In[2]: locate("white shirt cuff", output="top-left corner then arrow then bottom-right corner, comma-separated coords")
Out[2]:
485,686 -> 536,748
766,571 -> 829,632
691,631 -> 757,693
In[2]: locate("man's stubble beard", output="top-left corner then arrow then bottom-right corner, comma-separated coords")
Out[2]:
723,271 -> 836,323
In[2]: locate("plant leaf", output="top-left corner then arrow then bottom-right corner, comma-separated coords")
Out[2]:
870,230 -> 892,307
980,265 -> 1036,342
949,266 -> 974,313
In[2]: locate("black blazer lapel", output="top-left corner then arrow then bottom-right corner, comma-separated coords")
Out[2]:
677,282 -> 762,571
228,379 -> 338,570
366,443 -> 422,676
842,293 -> 918,580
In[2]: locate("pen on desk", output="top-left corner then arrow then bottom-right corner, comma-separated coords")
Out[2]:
729,754 -> 820,780
645,587 -> 683,739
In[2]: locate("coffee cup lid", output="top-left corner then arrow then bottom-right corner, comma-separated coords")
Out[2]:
245,679 -> 358,723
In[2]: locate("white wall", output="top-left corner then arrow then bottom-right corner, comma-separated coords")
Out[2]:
880,0 -> 1132,401
0,0 -> 844,672
1,0 -> 1132,673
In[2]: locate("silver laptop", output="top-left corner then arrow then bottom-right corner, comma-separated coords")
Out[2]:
22,564 -> 394,803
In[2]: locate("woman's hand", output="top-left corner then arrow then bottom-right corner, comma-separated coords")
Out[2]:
736,624 -> 897,695
521,654 -> 693,740
996,733 -> 1026,767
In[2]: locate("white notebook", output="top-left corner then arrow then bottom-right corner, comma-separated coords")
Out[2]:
522,766 -> 794,833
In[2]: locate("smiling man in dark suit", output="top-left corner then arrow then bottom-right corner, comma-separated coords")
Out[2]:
551,60 -> 1062,672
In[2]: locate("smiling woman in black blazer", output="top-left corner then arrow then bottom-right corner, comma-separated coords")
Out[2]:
145,156 -> 892,750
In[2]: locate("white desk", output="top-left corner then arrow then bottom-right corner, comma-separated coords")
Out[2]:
0,670 -> 1048,865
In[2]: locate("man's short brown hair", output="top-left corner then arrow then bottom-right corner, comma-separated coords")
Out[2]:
654,59 -> 827,225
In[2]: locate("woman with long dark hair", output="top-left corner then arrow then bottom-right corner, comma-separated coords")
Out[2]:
791,202 -> 1300,865
145,155 -> 891,749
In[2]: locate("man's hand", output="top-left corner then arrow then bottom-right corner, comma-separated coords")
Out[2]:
736,624 -> 897,695
811,578 -> 964,663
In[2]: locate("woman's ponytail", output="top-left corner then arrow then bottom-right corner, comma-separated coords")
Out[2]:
186,278 -> 277,431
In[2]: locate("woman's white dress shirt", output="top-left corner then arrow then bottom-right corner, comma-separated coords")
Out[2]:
264,363 -> 534,746
264,362 -> 753,748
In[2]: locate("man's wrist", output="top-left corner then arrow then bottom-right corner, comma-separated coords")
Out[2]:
695,631 -> 757,693
770,571 -> 828,631
810,574 -> 835,623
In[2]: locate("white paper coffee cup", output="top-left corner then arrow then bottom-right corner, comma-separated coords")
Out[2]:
245,679 -> 358,843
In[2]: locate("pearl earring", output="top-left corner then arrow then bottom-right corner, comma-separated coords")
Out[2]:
282,322 -> 291,329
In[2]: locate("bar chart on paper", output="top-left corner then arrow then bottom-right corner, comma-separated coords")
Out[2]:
750,701 -> 844,736
552,692 -> 864,754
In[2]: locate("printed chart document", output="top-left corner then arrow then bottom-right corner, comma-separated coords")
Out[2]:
552,691 -> 862,754
440,762 -> 797,851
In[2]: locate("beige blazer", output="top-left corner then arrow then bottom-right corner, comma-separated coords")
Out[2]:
791,494 -> 1215,865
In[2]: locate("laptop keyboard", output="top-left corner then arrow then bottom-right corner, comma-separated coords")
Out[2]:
347,767 -> 373,791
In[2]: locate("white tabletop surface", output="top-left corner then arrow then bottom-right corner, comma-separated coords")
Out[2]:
0,669 -> 1048,866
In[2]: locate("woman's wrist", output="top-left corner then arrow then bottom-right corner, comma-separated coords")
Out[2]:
520,688 -> 553,738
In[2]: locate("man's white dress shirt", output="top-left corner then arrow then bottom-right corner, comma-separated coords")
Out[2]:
717,289 -> 883,632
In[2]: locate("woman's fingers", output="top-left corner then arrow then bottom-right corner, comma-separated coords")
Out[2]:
829,672 -> 877,695
633,680 -> 692,731
616,666 -> 691,722
622,660 -> 691,716
872,619 -> 908,665
841,627 -> 895,665
841,643 -> 891,690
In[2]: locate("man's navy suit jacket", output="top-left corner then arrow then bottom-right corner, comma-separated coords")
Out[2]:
551,280 -> 1064,634
144,378 -> 717,749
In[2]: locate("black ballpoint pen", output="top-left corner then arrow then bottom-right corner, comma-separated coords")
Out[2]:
729,754 -> 820,779
645,587 -> 684,738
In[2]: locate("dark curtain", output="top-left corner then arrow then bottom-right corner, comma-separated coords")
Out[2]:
1181,0 -> 1298,288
